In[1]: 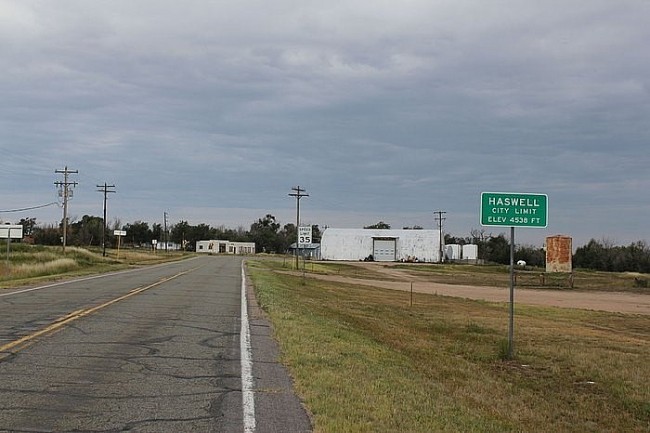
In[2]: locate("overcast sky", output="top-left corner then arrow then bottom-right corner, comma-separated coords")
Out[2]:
1,1 -> 648,247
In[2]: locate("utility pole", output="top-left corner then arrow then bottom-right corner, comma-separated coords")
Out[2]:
288,186 -> 308,269
96,183 -> 116,257
163,212 -> 169,253
434,210 -> 446,263
54,166 -> 78,254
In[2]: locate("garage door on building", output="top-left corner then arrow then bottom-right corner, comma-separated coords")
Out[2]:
373,238 -> 396,262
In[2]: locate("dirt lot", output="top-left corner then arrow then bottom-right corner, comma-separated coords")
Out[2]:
305,262 -> 650,315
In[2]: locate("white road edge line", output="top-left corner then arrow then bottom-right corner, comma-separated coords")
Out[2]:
241,260 -> 256,433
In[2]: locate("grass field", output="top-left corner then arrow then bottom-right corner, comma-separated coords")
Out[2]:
248,258 -> 650,433
278,257 -> 650,293
0,243 -> 190,287
392,263 -> 650,293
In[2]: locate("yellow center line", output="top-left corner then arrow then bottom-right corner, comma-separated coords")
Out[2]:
0,269 -> 194,356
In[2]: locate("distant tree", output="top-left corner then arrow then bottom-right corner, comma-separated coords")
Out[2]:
574,239 -> 650,273
193,223 -> 216,241
466,228 -> 492,261
169,221 -> 224,251
234,226 -> 251,242
364,221 -> 391,229
483,234 -> 510,264
311,224 -> 322,243
69,215 -> 104,246
403,225 -> 423,230
214,225 -> 250,242
573,239 -> 605,270
249,214 -> 282,253
170,220 -> 191,248
33,224 -> 61,245
212,225 -> 228,240
515,244 -> 545,267
152,223 -> 163,242
626,241 -> 650,273
18,217 -> 37,236
444,234 -> 467,245
280,223 -> 297,251
469,228 -> 489,243
123,221 -> 152,246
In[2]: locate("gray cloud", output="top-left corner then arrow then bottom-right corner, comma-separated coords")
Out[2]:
1,0 -> 649,247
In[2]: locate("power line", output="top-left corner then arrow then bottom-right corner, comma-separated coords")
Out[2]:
0,202 -> 59,213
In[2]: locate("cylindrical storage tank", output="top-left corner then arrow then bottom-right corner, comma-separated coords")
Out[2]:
546,235 -> 572,273
445,244 -> 461,260
462,244 -> 478,261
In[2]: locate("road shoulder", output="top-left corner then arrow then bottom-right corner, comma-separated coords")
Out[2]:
245,265 -> 313,433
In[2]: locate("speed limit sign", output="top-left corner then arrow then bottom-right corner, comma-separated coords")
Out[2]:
298,226 -> 312,246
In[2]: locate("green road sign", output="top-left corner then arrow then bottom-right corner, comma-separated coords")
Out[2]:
480,192 -> 548,228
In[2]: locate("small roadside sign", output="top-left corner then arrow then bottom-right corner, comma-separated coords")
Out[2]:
113,230 -> 127,259
2,224 -> 23,265
0,225 -> 23,239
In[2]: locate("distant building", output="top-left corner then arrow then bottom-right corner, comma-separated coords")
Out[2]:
320,228 -> 443,262
156,241 -> 182,251
196,240 -> 256,255
288,243 -> 321,260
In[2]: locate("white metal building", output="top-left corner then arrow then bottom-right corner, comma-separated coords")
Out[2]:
196,240 -> 256,255
320,228 -> 443,262
155,241 -> 182,251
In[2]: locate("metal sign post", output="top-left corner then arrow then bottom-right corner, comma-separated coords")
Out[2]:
481,192 -> 548,358
508,226 -> 515,358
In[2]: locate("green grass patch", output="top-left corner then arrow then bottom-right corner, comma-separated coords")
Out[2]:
271,256 -> 401,280
248,259 -> 650,433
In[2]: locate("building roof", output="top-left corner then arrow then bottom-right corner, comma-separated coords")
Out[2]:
289,243 -> 321,249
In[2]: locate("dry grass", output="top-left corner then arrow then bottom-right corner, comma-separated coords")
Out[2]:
9,258 -> 79,278
248,259 -> 650,433
102,248 -> 191,265
0,244 -> 190,287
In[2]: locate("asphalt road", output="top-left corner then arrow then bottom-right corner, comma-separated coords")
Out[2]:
0,255 -> 311,433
